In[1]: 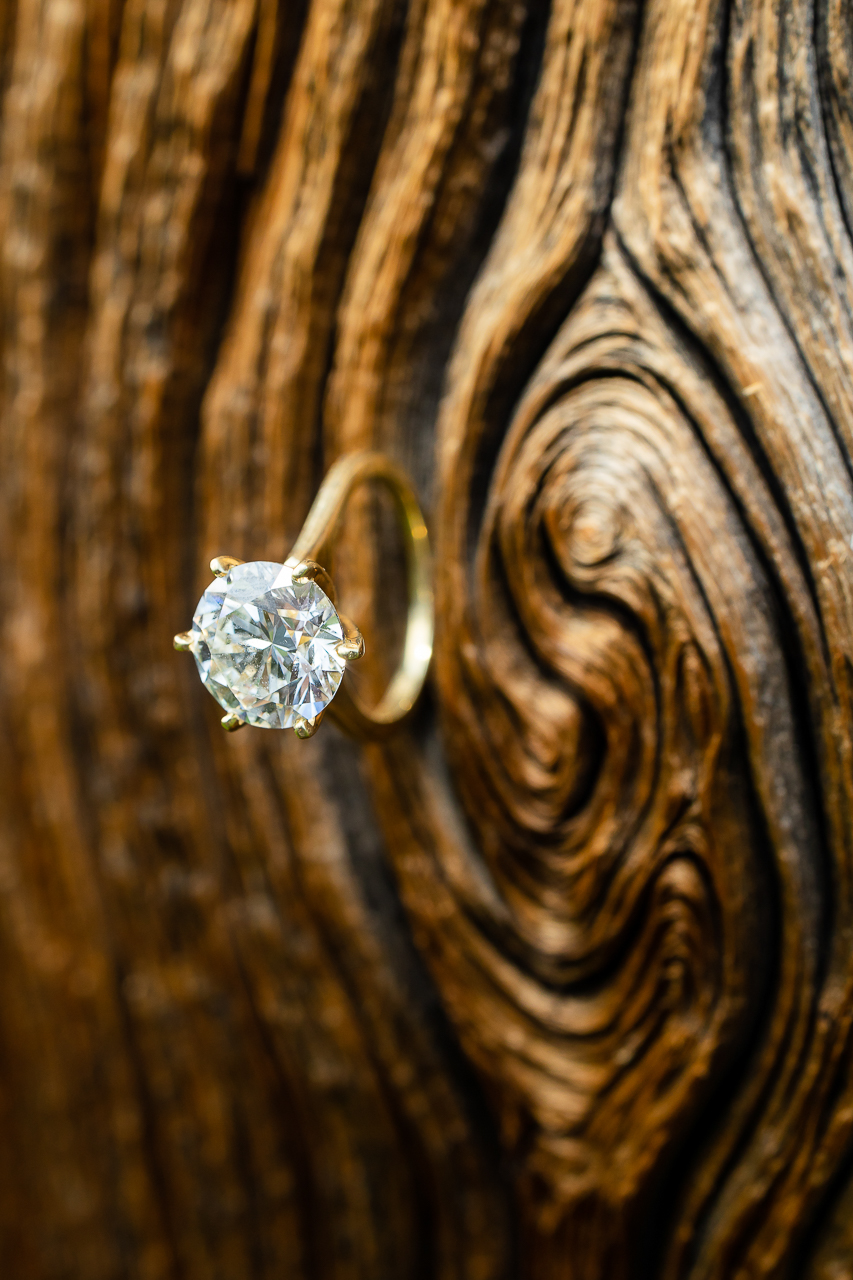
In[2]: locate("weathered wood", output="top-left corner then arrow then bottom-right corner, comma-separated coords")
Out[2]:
2,0 -> 853,1275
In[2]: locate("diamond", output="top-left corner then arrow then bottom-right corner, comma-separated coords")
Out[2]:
190,561 -> 346,729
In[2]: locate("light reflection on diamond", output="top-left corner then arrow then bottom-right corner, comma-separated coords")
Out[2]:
190,561 -> 345,728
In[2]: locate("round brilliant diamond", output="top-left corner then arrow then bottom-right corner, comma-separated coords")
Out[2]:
190,561 -> 346,728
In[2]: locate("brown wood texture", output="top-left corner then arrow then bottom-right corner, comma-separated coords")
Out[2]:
2,0 -> 853,1275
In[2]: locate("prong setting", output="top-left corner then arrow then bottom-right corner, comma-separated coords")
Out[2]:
287,558 -> 336,604
210,555 -> 244,578
221,712 -> 246,732
293,712 -> 323,739
336,614 -> 364,661
336,637 -> 364,661
290,559 -> 323,582
173,631 -> 193,652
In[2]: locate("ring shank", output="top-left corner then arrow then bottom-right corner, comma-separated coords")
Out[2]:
285,452 -> 433,739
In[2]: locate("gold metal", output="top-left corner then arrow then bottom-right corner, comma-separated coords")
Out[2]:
211,555 -> 243,578
293,712 -> 323,739
336,613 -> 365,661
291,559 -> 322,581
285,450 -> 433,740
291,558 -> 337,603
221,712 -> 246,732
173,631 -> 193,651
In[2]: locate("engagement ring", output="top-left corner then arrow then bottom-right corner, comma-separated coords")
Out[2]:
174,452 -> 433,740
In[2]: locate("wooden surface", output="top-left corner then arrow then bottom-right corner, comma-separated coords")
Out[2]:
2,0 -> 853,1275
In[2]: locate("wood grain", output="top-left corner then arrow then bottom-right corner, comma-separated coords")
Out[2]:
1,0 -> 853,1274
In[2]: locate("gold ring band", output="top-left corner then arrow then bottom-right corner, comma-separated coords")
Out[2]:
285,451 -> 433,738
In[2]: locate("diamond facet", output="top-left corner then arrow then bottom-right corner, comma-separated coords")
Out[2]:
190,561 -> 346,729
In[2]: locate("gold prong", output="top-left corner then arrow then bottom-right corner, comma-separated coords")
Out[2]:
293,712 -> 323,739
173,631 -> 193,652
291,559 -> 323,582
221,712 -> 246,732
336,614 -> 364,661
336,637 -> 364,660
210,555 -> 244,578
286,558 -> 336,603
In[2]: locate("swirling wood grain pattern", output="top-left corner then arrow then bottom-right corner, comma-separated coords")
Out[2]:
1,0 -> 853,1274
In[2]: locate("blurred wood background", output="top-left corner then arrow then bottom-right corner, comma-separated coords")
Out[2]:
3,0 -> 853,1274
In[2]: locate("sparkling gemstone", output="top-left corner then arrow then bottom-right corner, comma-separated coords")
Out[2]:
190,561 -> 346,728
